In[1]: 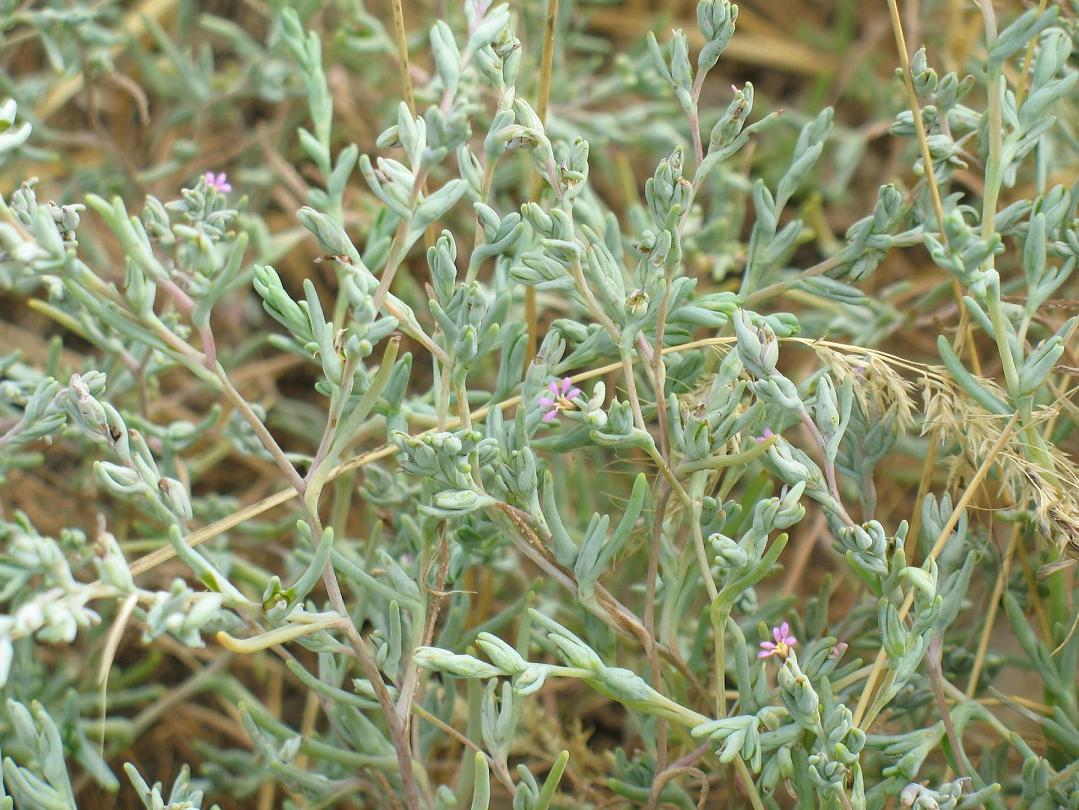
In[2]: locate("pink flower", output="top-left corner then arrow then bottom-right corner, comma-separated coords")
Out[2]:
538,378 -> 582,423
204,172 -> 232,193
754,428 -> 775,444
831,641 -> 848,659
758,621 -> 796,660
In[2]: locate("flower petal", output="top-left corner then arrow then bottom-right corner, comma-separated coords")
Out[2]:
538,397 -> 554,406
543,411 -> 557,423
757,650 -> 772,658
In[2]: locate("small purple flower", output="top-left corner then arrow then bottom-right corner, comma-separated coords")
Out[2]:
754,427 -> 775,444
758,621 -> 796,660
831,641 -> 848,659
538,378 -> 583,423
204,171 -> 232,193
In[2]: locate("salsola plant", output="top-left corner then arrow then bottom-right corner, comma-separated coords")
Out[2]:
0,0 -> 1076,807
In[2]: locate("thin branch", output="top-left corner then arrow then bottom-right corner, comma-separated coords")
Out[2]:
524,0 -> 561,370
853,411 -> 1020,730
